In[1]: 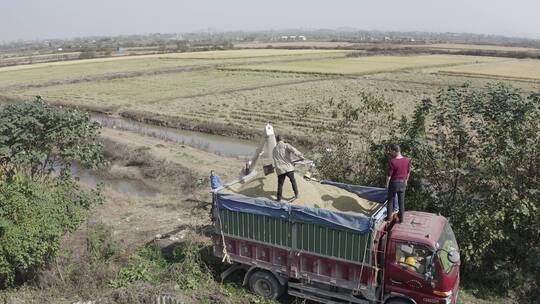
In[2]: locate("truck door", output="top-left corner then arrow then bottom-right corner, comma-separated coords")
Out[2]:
385,240 -> 434,302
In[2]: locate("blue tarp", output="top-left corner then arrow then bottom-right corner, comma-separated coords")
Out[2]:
216,181 -> 392,234
319,181 -> 388,203
320,180 -> 398,216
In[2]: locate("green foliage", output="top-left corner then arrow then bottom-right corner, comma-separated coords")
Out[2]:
315,83 -> 540,299
220,282 -> 277,304
0,174 -> 100,287
0,98 -> 105,179
109,243 -> 214,290
170,245 -> 213,290
194,176 -> 207,187
313,91 -> 395,185
109,245 -> 168,288
389,83 -> 539,299
86,223 -> 120,262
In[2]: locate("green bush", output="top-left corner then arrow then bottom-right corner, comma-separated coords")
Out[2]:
0,98 -> 105,180
109,245 -> 167,288
314,83 -> 540,299
389,83 -> 540,299
0,174 -> 100,287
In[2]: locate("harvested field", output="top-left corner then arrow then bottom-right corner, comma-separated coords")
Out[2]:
223,55 -> 502,75
0,51 -> 344,90
412,43 -> 540,53
5,70 -> 321,108
438,59 -> 540,81
223,171 -> 381,216
0,57 -> 214,88
1,48 -> 539,142
160,49 -> 346,59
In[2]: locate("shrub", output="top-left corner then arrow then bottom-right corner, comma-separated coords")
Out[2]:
0,98 -> 105,180
314,83 -> 540,299
0,174 -> 100,287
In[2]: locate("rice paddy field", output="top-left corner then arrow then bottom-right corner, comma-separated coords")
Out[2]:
410,43 -> 540,53
438,59 -> 540,82
1,48 -> 539,138
223,55 -> 502,75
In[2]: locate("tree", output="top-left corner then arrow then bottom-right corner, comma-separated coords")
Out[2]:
0,170 -> 101,286
0,98 -> 105,180
381,83 -> 540,299
314,83 -> 540,299
308,92 -> 395,185
0,98 -> 104,287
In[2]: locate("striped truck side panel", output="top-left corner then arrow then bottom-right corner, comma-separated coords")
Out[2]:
219,209 -> 372,265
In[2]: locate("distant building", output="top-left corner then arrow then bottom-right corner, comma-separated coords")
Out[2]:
298,35 -> 307,41
289,36 -> 297,40
280,36 -> 289,40
57,48 -> 63,51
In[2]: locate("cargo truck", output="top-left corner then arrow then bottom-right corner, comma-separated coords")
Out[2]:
211,125 -> 460,304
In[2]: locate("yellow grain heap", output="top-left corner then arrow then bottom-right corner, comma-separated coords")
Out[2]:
222,172 -> 381,217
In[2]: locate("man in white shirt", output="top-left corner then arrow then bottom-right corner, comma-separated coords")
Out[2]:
272,135 -> 304,202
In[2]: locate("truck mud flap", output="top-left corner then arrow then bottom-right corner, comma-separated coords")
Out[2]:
288,282 -> 370,304
220,263 -> 248,282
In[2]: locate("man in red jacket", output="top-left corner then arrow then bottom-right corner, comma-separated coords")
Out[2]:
385,144 -> 411,223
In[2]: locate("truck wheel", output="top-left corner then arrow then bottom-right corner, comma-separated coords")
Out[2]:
248,270 -> 284,299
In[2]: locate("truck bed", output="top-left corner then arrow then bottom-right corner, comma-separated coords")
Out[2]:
221,171 -> 381,216
213,171 -> 389,295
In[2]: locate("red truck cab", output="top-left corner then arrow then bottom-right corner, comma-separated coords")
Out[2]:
384,211 -> 460,304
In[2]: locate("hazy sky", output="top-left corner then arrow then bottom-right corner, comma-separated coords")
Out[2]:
1,0 -> 540,42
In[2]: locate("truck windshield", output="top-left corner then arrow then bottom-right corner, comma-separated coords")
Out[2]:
437,222 -> 458,274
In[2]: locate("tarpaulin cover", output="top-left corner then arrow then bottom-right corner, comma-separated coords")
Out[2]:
320,180 -> 398,216
216,180 -> 390,234
320,181 -> 389,203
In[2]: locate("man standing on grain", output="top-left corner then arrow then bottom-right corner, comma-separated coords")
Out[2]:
385,144 -> 411,223
273,135 -> 304,202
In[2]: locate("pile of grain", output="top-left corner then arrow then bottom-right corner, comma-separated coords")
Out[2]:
222,172 -> 380,216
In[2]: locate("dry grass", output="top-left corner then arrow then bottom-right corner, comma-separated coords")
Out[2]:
1,48 -> 538,140
223,55 -> 501,75
0,57 -> 215,88
438,59 -> 540,81
159,48 -> 346,59
0,51 -> 344,90
412,43 -> 540,53
4,70 -> 319,107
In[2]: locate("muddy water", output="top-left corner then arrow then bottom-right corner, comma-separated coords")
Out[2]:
80,114 -> 261,197
70,163 -> 158,197
91,114 -> 258,158
71,164 -> 157,197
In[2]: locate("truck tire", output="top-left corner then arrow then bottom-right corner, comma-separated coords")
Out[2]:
248,270 -> 285,299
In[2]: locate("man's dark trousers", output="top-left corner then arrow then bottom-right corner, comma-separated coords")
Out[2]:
277,171 -> 298,201
387,181 -> 406,223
